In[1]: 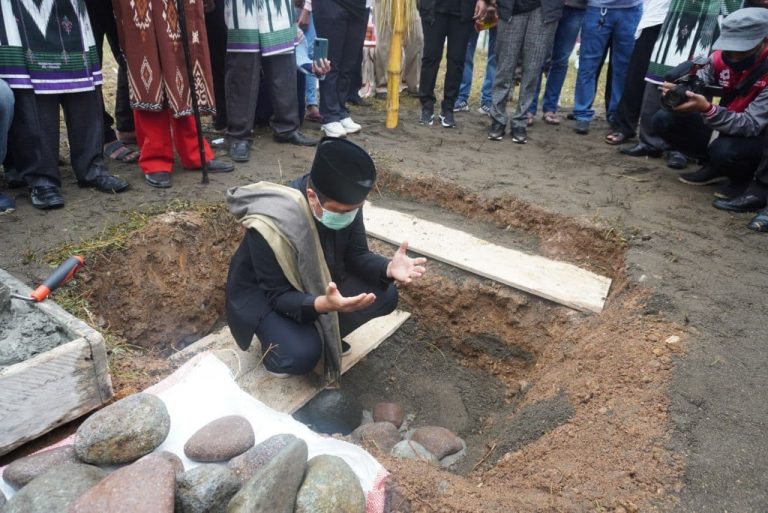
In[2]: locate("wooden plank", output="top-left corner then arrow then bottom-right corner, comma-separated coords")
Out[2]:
363,203 -> 612,314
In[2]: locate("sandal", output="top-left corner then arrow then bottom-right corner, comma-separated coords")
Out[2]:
543,111 -> 561,125
526,112 -> 535,127
605,132 -> 628,145
105,140 -> 140,163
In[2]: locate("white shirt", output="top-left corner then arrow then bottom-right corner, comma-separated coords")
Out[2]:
635,0 -> 671,39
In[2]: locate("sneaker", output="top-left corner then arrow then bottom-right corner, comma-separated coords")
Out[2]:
341,340 -> 351,356
574,120 -> 590,135
419,107 -> 434,126
478,104 -> 491,116
454,99 -> 469,112
511,127 -> 528,144
488,119 -> 505,141
439,110 -> 456,128
678,165 -> 727,186
321,121 -> 347,138
0,192 -> 15,214
340,117 -> 361,134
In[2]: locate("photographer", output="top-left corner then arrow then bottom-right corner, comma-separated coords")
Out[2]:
652,8 -> 768,215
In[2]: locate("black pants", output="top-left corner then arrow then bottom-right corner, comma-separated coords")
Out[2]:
419,12 -> 472,112
225,52 -> 300,141
206,0 -> 229,130
10,90 -> 108,188
613,24 -> 661,137
256,275 -> 398,375
84,0 -> 133,141
652,109 -> 764,185
256,72 -> 307,126
314,0 -> 367,123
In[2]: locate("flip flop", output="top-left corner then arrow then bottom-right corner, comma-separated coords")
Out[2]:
105,140 -> 140,163
543,112 -> 561,125
605,132 -> 628,145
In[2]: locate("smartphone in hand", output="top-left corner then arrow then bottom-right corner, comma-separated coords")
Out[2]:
314,38 -> 328,64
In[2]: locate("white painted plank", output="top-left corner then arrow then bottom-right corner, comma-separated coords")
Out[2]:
363,203 -> 611,313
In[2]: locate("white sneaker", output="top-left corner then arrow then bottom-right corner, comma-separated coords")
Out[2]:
340,117 -> 361,134
321,121 -> 347,138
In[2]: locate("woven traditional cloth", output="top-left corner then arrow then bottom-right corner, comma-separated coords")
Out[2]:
112,0 -> 215,116
0,0 -> 102,93
225,0 -> 298,55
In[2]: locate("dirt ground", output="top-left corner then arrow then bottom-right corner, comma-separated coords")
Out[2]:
1,99 -> 766,512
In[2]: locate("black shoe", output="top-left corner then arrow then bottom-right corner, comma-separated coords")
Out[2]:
145,171 -> 172,189
566,113 -> 576,120
488,119 -> 505,141
30,186 -> 65,209
229,140 -> 251,162
273,131 -> 319,146
747,208 -> 768,232
713,180 -> 749,200
620,143 -> 663,158
419,107 -> 434,126
341,340 -> 351,356
347,94 -> 371,107
204,159 -> 235,173
511,126 -> 528,144
574,120 -> 590,135
712,193 -> 766,212
439,110 -> 456,128
678,165 -> 727,186
0,192 -> 16,214
666,151 -> 688,170
375,91 -> 387,100
78,174 -> 130,193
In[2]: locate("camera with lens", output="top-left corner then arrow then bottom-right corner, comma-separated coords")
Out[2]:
661,57 -> 722,111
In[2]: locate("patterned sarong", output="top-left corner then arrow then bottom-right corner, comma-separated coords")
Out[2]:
225,0 -> 298,55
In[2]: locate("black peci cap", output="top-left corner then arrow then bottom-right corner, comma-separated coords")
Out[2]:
309,137 -> 376,204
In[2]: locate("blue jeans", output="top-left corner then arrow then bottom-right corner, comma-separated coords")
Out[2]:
0,79 -> 13,164
302,13 -> 318,106
456,27 -> 497,107
529,6 -> 584,114
573,4 -> 642,122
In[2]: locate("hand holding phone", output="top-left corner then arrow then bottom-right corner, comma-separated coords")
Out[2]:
314,38 -> 328,65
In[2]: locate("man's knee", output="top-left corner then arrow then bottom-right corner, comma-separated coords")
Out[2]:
374,282 -> 399,317
258,316 -> 322,375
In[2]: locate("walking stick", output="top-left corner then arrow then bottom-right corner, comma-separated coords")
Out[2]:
385,0 -> 406,128
175,0 -> 209,184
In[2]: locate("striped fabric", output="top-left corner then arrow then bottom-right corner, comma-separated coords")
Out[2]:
225,0 -> 299,55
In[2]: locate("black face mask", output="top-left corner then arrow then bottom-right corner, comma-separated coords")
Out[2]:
724,51 -> 758,73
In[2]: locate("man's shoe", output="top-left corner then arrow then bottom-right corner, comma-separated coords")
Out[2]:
574,120 -> 590,135
204,159 -> 235,173
0,192 -> 15,214
321,122 -> 347,138
713,180 -> 749,200
478,104 -> 491,116
666,151 -> 688,170
439,110 -> 456,128
229,140 -> 251,163
375,91 -> 387,100
274,131 -> 319,146
341,340 -> 351,356
347,94 -> 371,107
454,99 -> 469,112
678,165 -> 727,186
620,143 -> 663,158
144,171 -> 172,189
712,193 -> 767,212
488,119 -> 505,141
747,208 -> 768,232
340,117 -> 362,134
30,186 -> 65,209
419,107 -> 434,126
511,126 -> 528,144
78,174 -> 130,193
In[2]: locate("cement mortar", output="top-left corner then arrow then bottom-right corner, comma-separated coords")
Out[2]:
0,283 -> 72,369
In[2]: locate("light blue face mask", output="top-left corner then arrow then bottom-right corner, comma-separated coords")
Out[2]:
315,204 -> 359,230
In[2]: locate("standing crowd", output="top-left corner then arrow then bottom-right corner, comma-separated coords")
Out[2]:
0,0 -> 767,231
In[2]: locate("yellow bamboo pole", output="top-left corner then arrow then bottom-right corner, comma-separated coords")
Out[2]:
385,0 -> 406,128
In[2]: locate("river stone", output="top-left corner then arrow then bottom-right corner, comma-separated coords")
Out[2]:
227,437 -> 308,513
227,434 -> 298,485
410,426 -> 463,459
439,438 -> 467,469
3,445 -> 79,489
295,455 -> 365,513
390,440 -> 439,465
153,450 -> 185,479
373,402 -> 405,429
184,416 -> 255,462
176,464 -> 240,513
75,393 -> 171,464
351,422 -> 402,453
293,389 -> 362,435
2,463 -> 106,513
70,454 -> 175,513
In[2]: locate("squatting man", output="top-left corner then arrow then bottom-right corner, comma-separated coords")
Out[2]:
225,137 -> 427,380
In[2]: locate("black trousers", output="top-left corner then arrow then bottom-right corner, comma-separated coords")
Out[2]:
84,0 -> 133,141
314,1 -> 367,123
206,0 -> 229,130
225,52 -> 300,141
10,90 -> 108,188
256,275 -> 399,375
419,12 -> 473,112
652,109 -> 764,185
613,24 -> 661,137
